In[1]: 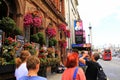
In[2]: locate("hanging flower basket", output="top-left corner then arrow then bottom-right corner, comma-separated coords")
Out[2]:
46,27 -> 57,38
0,17 -> 22,37
59,39 -> 67,48
49,38 -> 57,47
58,23 -> 66,32
65,30 -> 70,38
30,32 -> 46,46
24,13 -> 33,27
24,11 -> 42,28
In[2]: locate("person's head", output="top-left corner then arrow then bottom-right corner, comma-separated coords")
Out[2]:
72,49 -> 79,54
65,52 -> 79,68
81,51 -> 84,55
91,53 -> 100,61
26,56 -> 40,72
20,50 -> 31,62
82,51 -> 90,60
15,50 -> 31,68
76,21 -> 80,27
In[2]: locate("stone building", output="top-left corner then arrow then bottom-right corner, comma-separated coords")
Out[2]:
64,0 -> 80,49
0,0 -> 67,61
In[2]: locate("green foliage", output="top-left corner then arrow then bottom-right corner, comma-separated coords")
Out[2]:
40,58 -> 60,67
0,37 -> 18,65
49,38 -> 57,47
30,34 -> 39,43
0,17 -> 22,36
30,32 -> 46,46
23,42 -> 36,55
29,48 -> 36,55
13,27 -> 22,35
0,17 -> 16,33
37,32 -> 46,46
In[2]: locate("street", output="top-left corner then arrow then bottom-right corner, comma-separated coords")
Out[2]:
47,57 -> 120,80
99,57 -> 120,80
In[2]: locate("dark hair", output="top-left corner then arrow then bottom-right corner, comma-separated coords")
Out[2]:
72,49 -> 78,54
93,53 -> 100,61
81,51 -> 84,54
65,52 -> 78,68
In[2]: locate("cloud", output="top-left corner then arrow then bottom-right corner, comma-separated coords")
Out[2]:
78,0 -> 120,27
78,0 -> 120,47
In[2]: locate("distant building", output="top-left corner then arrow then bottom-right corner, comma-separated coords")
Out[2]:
64,0 -> 81,49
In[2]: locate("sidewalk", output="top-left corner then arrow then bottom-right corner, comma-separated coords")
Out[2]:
47,73 -> 62,80
46,72 -> 109,80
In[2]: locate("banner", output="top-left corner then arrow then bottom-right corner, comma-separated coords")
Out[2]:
74,20 -> 83,44
83,30 -> 86,43
74,20 -> 83,31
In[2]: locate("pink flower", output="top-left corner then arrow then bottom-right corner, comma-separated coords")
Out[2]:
46,27 -> 57,38
59,23 -> 66,32
65,30 -> 70,38
24,13 -> 33,27
33,17 -> 42,27
24,12 -> 42,27
59,40 -> 67,48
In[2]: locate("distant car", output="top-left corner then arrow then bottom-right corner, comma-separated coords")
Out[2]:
117,54 -> 120,58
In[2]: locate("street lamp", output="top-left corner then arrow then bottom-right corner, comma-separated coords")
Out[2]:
88,23 -> 92,56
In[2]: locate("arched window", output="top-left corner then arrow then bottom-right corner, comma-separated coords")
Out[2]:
0,1 -> 8,19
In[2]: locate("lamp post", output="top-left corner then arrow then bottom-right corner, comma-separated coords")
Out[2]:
88,23 -> 92,45
88,34 -> 90,43
88,23 -> 92,56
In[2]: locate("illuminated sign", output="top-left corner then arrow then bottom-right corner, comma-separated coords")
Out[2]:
83,43 -> 91,47
72,44 -> 83,47
74,20 -> 83,44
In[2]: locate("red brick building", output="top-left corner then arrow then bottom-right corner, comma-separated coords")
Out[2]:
0,0 -> 67,61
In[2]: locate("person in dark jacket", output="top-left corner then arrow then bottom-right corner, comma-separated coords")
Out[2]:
79,52 -> 103,80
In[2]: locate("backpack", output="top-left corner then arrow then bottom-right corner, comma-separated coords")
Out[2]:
96,63 -> 107,80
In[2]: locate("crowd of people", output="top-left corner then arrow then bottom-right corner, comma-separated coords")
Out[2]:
14,48 -> 106,80
61,50 -> 107,80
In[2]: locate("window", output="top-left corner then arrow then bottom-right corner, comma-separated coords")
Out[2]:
59,0 -> 62,12
60,32 -> 62,39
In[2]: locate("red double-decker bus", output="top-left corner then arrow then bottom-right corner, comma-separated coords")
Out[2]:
102,49 -> 112,60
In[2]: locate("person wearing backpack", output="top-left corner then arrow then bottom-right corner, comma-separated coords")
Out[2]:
62,52 -> 86,80
79,52 -> 107,80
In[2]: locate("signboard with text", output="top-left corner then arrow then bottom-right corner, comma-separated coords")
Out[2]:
74,20 -> 83,44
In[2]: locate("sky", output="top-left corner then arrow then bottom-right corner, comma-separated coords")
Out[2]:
78,0 -> 120,48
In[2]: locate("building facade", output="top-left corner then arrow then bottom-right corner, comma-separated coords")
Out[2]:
65,0 -> 80,49
0,0 -> 67,61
